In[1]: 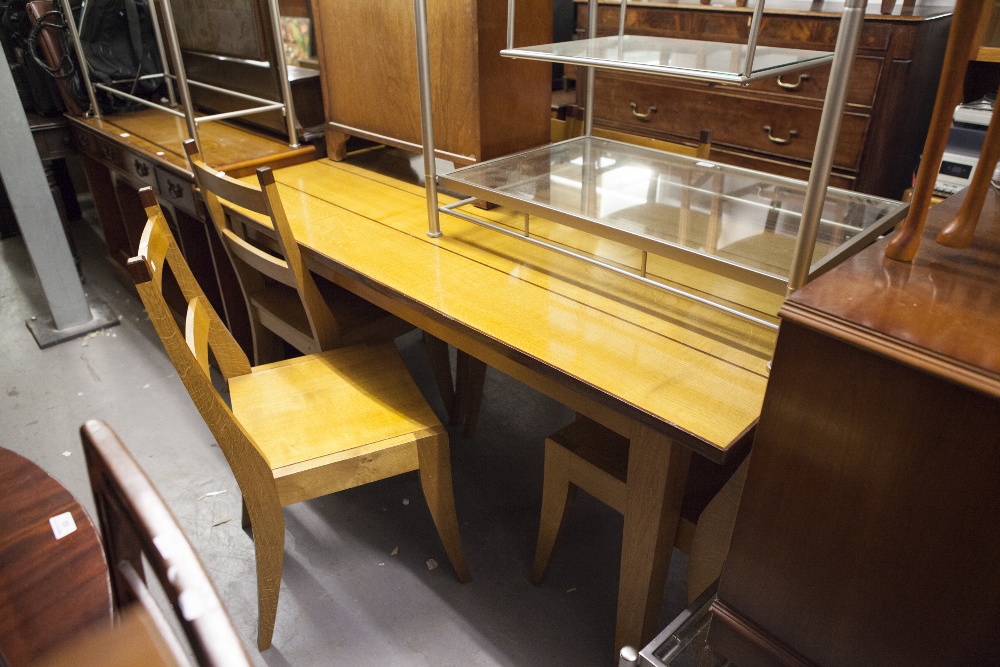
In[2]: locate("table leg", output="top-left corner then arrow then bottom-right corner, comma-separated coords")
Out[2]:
616,423 -> 692,651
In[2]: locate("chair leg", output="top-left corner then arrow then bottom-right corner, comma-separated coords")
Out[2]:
455,352 -> 487,437
416,431 -> 471,583
244,497 -> 285,650
251,319 -> 285,366
423,332 -> 456,421
531,439 -> 575,586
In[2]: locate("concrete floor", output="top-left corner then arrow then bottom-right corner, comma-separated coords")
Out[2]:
0,203 -> 689,665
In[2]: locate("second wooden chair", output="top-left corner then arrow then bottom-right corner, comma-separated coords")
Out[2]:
128,187 -> 469,650
184,140 -> 480,431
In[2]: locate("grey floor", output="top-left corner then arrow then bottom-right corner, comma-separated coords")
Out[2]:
0,199 -> 688,665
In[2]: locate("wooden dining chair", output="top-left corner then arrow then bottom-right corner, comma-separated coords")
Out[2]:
80,419 -> 252,666
183,139 -> 480,433
127,187 -> 470,650
530,415 -> 749,602
183,140 -> 412,364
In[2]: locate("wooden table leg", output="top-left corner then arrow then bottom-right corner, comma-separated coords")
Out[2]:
616,423 -> 692,652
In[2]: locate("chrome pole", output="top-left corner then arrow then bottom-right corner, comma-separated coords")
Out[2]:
146,0 -> 176,106
787,0 -> 868,292
414,0 -> 440,237
584,0 -> 598,135
507,0 -> 515,50
266,0 -> 300,148
58,0 -> 101,118
616,0 -> 628,60
157,0 -> 201,153
742,0 -> 768,80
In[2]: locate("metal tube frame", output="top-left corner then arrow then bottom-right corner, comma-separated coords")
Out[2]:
742,0 -> 768,80
59,0 -> 302,153
415,0 -> 441,237
786,0 -> 868,293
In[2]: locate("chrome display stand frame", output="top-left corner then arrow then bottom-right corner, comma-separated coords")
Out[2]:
59,0 -> 300,153
414,0 -> 875,330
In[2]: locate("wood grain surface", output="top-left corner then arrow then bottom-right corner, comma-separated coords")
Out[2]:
238,156 -> 777,462
0,448 -> 112,666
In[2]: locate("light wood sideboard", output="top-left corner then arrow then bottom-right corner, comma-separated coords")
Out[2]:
312,0 -> 554,164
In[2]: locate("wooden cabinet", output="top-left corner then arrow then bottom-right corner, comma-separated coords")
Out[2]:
312,0 -> 553,164
707,190 -> 1000,666
575,1 -> 953,199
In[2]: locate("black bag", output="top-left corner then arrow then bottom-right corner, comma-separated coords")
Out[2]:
78,0 -> 162,107
1,0 -> 64,115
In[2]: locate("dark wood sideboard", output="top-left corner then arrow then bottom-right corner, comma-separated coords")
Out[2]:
707,188 -> 1000,665
575,0 -> 954,199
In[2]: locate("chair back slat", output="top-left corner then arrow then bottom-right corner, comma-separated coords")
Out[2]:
221,228 -> 298,287
186,296 -> 212,377
189,159 -> 270,217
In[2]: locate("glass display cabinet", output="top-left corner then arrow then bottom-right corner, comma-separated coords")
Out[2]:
414,0 -> 906,329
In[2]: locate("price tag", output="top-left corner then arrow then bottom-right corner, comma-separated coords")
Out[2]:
49,512 -> 77,540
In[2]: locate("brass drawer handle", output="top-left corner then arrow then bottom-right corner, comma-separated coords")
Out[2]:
763,126 -> 799,145
629,102 -> 658,121
134,159 -> 150,178
776,73 -> 810,91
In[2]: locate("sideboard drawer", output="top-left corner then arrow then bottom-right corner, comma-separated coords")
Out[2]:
742,56 -> 883,108
155,168 -> 198,218
593,73 -> 870,170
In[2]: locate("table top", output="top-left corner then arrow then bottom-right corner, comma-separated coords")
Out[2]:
783,187 -> 1000,399
0,448 -> 112,666
249,151 -> 779,461
67,110 -> 316,178
574,0 -> 955,21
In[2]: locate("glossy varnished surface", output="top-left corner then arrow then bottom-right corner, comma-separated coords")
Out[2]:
68,110 -> 315,177
248,154 -> 777,459
784,188 -> 1000,396
578,0 -> 955,20
0,448 -> 112,666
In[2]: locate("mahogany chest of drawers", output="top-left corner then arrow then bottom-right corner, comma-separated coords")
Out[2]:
575,1 -> 954,199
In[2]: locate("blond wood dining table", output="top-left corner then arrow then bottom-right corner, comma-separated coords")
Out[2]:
231,149 -> 780,652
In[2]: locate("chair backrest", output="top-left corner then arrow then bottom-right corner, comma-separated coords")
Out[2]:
80,419 -> 252,667
127,187 -> 280,548
183,140 -> 343,350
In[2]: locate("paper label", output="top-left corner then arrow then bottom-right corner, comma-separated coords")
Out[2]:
49,512 -> 77,540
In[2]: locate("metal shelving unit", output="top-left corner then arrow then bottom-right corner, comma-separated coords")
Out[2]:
59,0 -> 299,153
412,0 -> 892,329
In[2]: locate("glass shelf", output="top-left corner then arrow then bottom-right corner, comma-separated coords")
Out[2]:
439,136 -> 906,296
501,35 -> 833,84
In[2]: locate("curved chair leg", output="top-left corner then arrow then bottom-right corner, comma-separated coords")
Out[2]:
417,431 -> 471,583
245,498 -> 285,650
531,439 -> 575,585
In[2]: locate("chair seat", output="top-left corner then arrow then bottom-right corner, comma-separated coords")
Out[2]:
230,342 -> 443,473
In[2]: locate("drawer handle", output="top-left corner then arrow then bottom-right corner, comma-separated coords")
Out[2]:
134,159 -> 149,178
763,126 -> 799,145
167,181 -> 185,200
629,102 -> 658,121
776,73 -> 810,91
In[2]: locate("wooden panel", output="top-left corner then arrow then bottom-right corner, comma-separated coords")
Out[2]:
315,0 -> 480,160
81,155 -> 132,268
715,319 -> 1000,665
313,0 -> 551,162
592,73 -> 871,169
